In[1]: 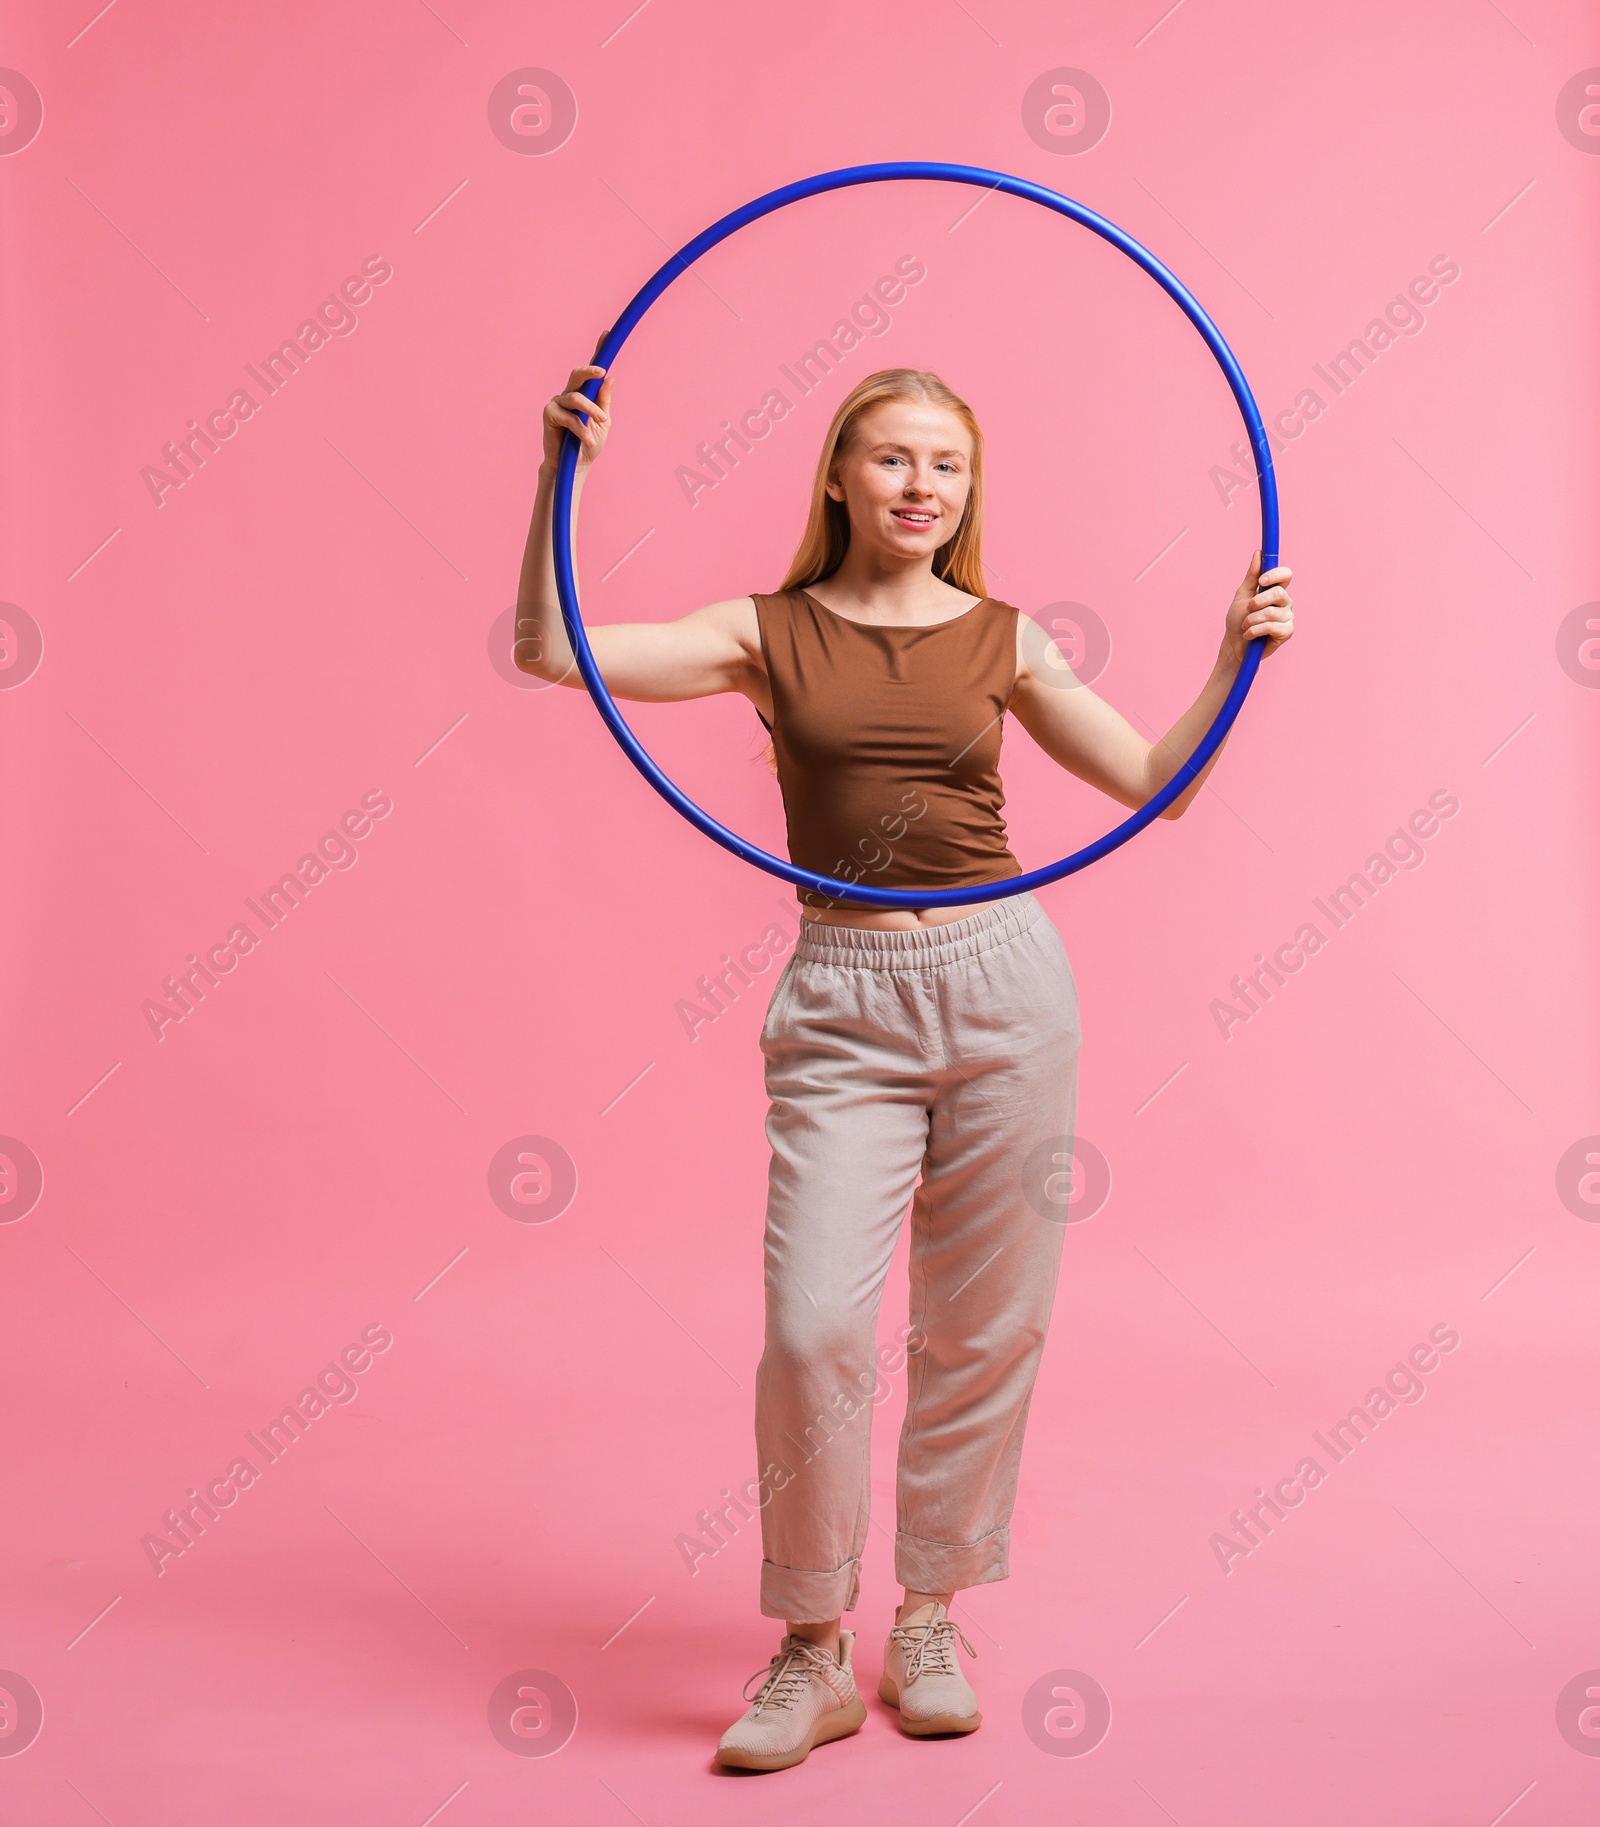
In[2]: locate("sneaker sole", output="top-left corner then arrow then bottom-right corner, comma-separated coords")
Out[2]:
715,1695 -> 868,1772
877,1676 -> 982,1736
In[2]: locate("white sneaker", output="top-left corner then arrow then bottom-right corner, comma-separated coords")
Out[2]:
879,1602 -> 981,1735
715,1630 -> 868,1772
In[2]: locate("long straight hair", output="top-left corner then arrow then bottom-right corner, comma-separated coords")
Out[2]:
757,370 -> 987,772
778,368 -> 987,595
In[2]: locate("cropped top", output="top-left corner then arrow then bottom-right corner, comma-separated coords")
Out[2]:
752,588 -> 1024,907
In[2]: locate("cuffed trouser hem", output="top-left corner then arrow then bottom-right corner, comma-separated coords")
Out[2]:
759,1556 -> 862,1621
895,1525 -> 1010,1596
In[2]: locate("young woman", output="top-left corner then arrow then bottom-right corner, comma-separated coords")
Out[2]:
519,364 -> 1293,1772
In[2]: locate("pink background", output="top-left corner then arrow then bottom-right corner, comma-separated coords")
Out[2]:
3,1 -> 1598,1821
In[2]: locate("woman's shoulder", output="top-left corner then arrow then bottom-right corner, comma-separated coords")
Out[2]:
978,595 -> 1023,635
748,587 -> 816,630
956,591 -> 1018,628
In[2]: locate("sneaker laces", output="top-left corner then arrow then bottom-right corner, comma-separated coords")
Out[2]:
741,1637 -> 840,1715
889,1610 -> 976,1685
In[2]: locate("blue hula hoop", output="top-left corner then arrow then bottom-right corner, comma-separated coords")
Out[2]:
551,160 -> 1279,909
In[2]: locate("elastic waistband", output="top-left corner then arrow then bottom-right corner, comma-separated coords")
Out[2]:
793,891 -> 1045,971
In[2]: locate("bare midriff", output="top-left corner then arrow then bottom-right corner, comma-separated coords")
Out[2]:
798,893 -> 1012,931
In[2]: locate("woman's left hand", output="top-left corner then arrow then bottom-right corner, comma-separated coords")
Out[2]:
1221,550 -> 1294,670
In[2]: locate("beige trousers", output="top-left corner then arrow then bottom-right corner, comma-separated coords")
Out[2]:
754,891 -> 1081,1621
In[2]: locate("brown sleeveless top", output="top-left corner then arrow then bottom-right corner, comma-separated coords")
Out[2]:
753,588 -> 1024,907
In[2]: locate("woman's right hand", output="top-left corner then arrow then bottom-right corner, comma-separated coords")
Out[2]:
542,364 -> 613,472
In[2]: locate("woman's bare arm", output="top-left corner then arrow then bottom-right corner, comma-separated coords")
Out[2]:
515,365 -> 760,702
1007,554 -> 1294,819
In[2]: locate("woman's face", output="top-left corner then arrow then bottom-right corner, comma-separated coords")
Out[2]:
825,398 -> 974,567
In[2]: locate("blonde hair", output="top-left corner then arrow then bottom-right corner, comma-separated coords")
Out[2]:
757,370 -> 987,772
779,368 -> 986,595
